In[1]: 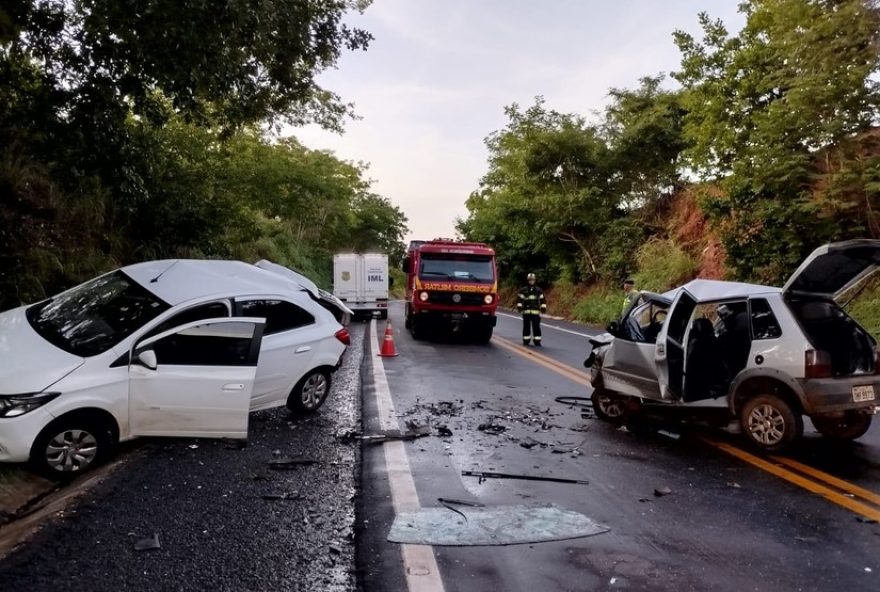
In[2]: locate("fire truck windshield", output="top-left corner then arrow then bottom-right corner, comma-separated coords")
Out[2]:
419,255 -> 494,283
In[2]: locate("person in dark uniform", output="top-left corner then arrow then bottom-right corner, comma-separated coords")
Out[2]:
517,273 -> 547,346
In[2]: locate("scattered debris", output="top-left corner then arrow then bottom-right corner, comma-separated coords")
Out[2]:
261,492 -> 301,501
657,430 -> 681,441
638,498 -> 653,503
855,516 -> 878,524
520,437 -> 542,450
134,534 -> 161,552
223,439 -> 247,450
616,425 -> 630,433
727,482 -> 742,489
268,458 -> 319,470
462,470 -> 588,485
436,426 -> 453,438
329,545 -> 343,555
654,487 -> 672,497
794,536 -> 819,543
477,422 -> 507,435
188,444 -> 199,450
249,473 -> 271,482
437,498 -> 485,507
359,429 -> 431,444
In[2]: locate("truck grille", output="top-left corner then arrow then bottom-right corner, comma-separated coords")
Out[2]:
430,292 -> 486,306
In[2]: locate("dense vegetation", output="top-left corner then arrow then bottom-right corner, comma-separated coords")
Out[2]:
0,0 -> 406,309
458,0 -> 880,333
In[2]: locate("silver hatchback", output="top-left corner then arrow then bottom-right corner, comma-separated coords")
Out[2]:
586,240 -> 880,451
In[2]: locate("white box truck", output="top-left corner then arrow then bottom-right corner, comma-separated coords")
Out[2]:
333,253 -> 390,319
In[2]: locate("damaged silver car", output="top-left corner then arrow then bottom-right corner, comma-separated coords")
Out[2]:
585,240 -> 880,451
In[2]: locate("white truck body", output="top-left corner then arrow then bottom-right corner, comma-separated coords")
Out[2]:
333,253 -> 389,317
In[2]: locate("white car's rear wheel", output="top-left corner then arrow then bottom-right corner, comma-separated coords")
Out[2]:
740,394 -> 802,451
287,369 -> 332,413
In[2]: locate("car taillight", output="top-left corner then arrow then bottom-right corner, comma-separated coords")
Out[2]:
335,328 -> 351,346
805,349 -> 832,379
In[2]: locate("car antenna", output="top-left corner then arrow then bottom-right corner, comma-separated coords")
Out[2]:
150,260 -> 180,283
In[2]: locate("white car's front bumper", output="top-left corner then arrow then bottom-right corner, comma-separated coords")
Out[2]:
0,407 -> 55,463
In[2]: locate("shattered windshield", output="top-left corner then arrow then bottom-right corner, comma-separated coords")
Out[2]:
419,255 -> 494,283
26,271 -> 170,357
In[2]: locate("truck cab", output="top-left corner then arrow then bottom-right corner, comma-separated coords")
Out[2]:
402,239 -> 498,342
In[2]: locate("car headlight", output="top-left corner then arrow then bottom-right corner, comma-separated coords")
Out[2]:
0,392 -> 61,418
484,294 -> 494,305
419,291 -> 429,302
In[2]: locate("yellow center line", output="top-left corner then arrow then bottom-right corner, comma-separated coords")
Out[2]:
493,332 -> 880,521
492,335 -> 590,386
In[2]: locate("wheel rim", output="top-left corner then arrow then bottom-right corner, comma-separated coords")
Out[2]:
747,404 -> 786,446
46,429 -> 98,472
301,374 -> 328,409
598,396 -> 625,418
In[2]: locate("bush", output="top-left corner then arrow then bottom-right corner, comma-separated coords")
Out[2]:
633,238 -> 697,292
848,279 -> 880,342
573,287 -> 622,326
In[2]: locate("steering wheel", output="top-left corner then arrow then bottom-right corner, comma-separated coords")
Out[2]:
651,309 -> 667,324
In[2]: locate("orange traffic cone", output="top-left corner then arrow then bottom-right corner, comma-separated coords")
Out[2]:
378,321 -> 399,357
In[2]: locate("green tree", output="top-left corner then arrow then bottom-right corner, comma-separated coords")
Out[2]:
674,0 -> 880,282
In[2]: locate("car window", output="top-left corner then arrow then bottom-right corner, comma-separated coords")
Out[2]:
750,298 -> 782,340
667,292 -> 697,345
26,271 -> 170,357
143,301 -> 230,340
150,322 -> 257,366
239,300 -> 314,335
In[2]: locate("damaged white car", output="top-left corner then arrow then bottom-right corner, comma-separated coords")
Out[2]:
585,240 -> 880,451
0,260 -> 349,476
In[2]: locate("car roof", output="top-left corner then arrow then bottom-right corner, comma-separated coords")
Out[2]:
122,260 -> 306,305
664,279 -> 780,301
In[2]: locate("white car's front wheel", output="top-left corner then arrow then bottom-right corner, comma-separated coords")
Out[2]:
30,415 -> 116,478
591,390 -> 628,424
287,369 -> 332,413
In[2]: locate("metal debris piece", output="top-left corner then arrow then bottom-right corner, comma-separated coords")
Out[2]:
477,422 -> 507,435
638,498 -> 653,503
388,504 -> 609,546
188,444 -> 199,450
328,545 -> 342,555
359,429 -> 431,444
727,482 -> 742,489
436,426 -> 453,437
462,470 -> 588,485
654,487 -> 672,497
261,492 -> 301,501
268,458 -> 319,470
134,534 -> 161,552
657,430 -> 681,440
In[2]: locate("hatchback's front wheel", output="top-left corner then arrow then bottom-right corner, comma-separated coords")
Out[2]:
591,390 -> 628,424
31,415 -> 115,478
740,394 -> 802,451
287,369 -> 332,413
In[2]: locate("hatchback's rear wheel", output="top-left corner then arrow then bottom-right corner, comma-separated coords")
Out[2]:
591,390 -> 628,424
812,412 -> 872,441
740,394 -> 802,451
31,416 -> 115,478
287,369 -> 332,413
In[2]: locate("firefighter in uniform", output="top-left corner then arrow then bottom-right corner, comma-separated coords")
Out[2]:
517,273 -> 547,346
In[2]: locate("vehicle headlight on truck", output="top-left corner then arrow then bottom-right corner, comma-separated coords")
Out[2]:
0,392 -> 61,418
484,294 -> 494,305
419,291 -> 429,302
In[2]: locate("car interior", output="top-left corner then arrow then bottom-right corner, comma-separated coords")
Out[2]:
789,298 -> 876,376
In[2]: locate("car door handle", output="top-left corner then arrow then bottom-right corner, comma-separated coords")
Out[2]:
295,346 -> 312,354
222,383 -> 245,391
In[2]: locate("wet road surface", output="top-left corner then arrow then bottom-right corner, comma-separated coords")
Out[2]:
0,325 -> 365,592
359,305 -> 880,592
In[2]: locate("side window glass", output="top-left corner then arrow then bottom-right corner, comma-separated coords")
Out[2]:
240,300 -> 314,335
151,322 -> 257,366
750,298 -> 782,340
667,293 -> 696,344
144,301 -> 230,340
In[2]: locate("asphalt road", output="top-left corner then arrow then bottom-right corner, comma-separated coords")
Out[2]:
0,325 -> 366,592
359,305 -> 880,592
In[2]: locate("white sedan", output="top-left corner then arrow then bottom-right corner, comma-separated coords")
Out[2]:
0,259 -> 349,476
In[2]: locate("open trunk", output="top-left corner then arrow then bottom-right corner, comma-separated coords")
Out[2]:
788,298 -> 876,376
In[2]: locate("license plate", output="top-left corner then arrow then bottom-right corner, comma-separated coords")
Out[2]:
852,385 -> 875,402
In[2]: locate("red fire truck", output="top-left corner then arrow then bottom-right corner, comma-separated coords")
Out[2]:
401,239 -> 498,342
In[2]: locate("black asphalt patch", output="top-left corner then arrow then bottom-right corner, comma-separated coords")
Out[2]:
0,325 -> 365,592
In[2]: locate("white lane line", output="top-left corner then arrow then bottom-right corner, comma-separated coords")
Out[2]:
369,320 -> 445,592
496,311 -> 594,337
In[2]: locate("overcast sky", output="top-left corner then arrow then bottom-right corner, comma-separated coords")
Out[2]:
292,1 -> 745,242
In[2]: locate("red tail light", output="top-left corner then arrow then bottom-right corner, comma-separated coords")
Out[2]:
335,328 -> 351,346
805,349 -> 832,379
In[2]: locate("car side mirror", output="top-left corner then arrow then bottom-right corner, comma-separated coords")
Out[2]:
606,321 -> 620,336
136,349 -> 158,370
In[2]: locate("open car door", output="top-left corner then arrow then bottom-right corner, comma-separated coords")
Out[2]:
655,289 -> 697,401
129,318 -> 265,438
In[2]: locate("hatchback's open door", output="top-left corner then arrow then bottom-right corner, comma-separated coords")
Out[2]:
782,239 -> 880,301
655,289 -> 697,400
129,318 -> 265,438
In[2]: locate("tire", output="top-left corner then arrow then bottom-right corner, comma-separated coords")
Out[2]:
287,369 -> 332,413
812,412 -> 872,441
739,394 -> 803,451
410,317 -> 423,340
590,390 -> 628,424
474,324 -> 493,344
30,415 -> 116,478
